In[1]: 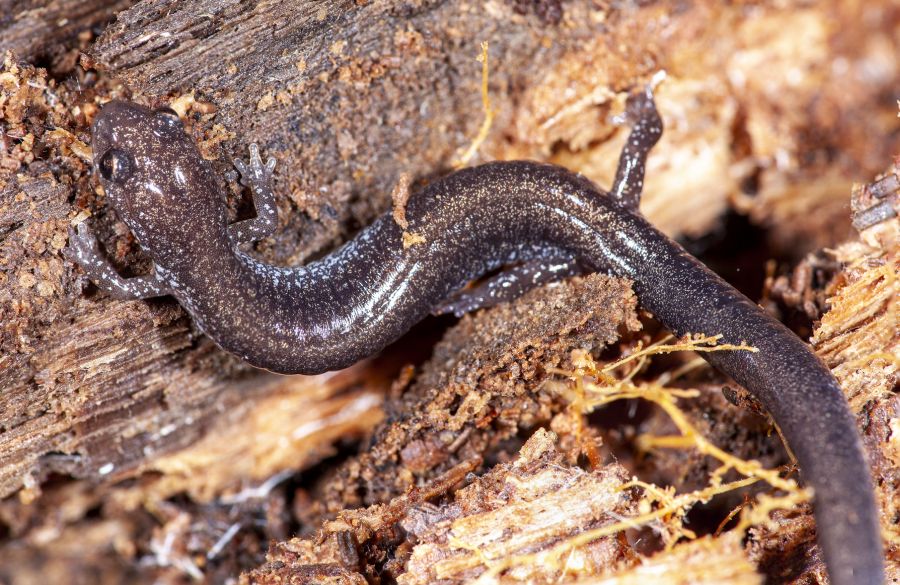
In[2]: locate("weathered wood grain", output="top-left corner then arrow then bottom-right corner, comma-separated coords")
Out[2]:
0,0 -> 134,65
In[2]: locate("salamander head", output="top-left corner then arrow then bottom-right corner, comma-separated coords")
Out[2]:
91,100 -> 227,257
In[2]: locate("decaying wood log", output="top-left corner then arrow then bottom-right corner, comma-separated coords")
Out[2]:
3,0 -> 896,501
0,0 -> 133,72
244,430 -> 766,585
245,429 -> 639,584
0,0 -> 898,583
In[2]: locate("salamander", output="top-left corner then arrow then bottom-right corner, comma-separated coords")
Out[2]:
66,90 -> 884,585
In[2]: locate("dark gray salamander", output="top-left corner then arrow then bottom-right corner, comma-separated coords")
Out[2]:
67,92 -> 884,585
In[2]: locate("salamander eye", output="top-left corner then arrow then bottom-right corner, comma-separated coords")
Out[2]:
155,106 -> 183,127
97,149 -> 135,183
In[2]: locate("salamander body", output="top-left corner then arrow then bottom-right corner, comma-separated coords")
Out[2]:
68,94 -> 884,585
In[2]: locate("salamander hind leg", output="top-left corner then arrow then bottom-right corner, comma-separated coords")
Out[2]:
609,82 -> 664,212
433,258 -> 582,317
65,222 -> 170,300
230,143 -> 279,244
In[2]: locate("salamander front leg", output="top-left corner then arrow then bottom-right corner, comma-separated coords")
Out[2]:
65,222 -> 170,300
433,258 -> 582,317
230,144 -> 279,244
609,85 -> 664,212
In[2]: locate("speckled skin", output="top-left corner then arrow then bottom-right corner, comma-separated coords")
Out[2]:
69,98 -> 883,585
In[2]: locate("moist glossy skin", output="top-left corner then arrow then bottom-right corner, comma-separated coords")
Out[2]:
69,98 -> 884,585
